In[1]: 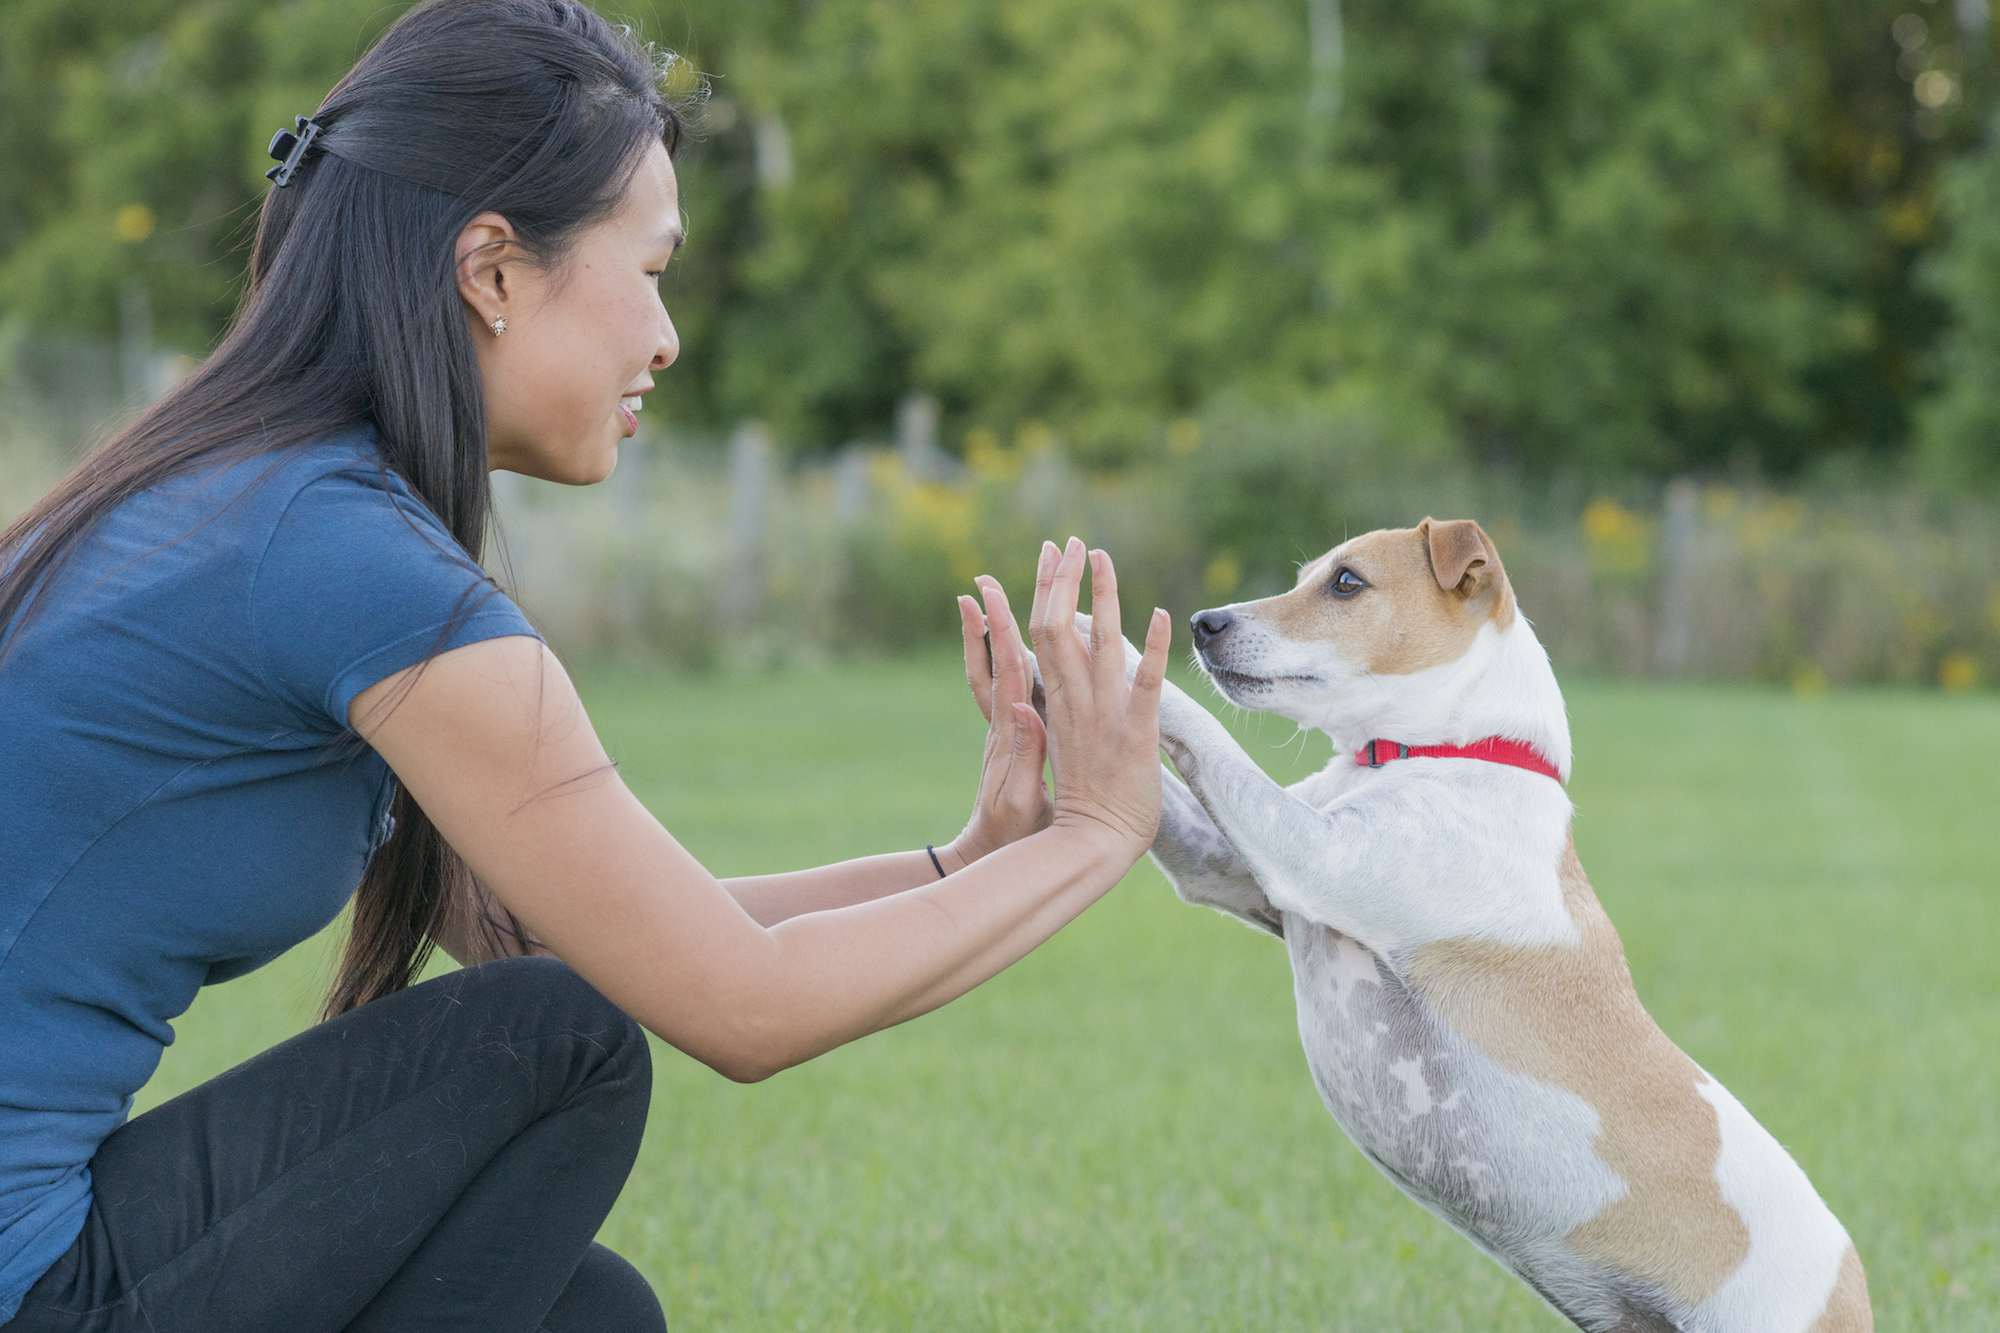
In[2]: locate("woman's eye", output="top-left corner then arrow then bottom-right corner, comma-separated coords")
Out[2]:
1332,568 -> 1366,596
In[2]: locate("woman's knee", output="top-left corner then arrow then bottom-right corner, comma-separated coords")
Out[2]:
463,955 -> 652,1099
471,955 -> 640,1034
541,1242 -> 666,1333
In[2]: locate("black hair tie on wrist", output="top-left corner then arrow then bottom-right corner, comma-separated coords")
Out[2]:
926,844 -> 947,879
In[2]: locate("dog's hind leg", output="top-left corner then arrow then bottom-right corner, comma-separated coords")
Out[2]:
1151,766 -> 1284,937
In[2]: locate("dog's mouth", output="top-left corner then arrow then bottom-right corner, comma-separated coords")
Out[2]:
1207,666 -> 1320,691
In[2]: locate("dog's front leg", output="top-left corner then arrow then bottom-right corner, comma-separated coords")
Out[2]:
1043,615 -> 1283,936
1154,685 -> 1415,952
1151,766 -> 1284,937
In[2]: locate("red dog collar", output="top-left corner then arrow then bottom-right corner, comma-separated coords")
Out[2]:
1355,736 -> 1564,784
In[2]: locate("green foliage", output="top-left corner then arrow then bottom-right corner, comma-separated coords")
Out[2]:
0,0 -> 405,346
2,0 -> 1997,487
1917,106 -> 2000,493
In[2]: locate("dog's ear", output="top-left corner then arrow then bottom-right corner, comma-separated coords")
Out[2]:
1421,517 -> 1496,596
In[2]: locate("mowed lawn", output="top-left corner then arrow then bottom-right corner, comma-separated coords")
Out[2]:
137,652 -> 1999,1331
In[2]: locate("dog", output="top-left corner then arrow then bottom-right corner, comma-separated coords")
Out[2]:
1087,517 -> 1870,1332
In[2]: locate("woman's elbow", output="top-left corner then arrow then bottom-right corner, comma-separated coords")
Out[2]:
714,1053 -> 775,1084
701,1001 -> 799,1084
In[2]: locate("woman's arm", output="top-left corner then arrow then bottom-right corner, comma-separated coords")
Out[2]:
376,538 -> 1166,1081
717,844 -> 970,927
427,778 -> 1127,1072
377,627 -> 1130,1079
435,846 -> 967,965
713,577 -> 1056,930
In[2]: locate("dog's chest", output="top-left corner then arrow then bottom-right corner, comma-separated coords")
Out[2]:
1280,920 -> 1613,1244
1283,925 -> 1481,1190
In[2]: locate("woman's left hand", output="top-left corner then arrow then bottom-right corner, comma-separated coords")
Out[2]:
939,573 -> 1052,873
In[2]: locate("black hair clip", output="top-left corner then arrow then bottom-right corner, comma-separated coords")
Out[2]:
266,115 -> 323,188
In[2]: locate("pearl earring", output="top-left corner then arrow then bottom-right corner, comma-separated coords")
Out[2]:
491,316 -> 508,335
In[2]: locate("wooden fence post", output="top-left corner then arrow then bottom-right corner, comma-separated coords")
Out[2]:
1653,476 -> 1698,678
722,420 -> 772,632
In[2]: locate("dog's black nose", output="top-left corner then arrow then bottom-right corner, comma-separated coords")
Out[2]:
1190,609 -> 1236,650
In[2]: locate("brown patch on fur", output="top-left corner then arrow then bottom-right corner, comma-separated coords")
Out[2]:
1809,1242 -> 1873,1332
1406,833 -> 1752,1307
1261,519 -> 1517,678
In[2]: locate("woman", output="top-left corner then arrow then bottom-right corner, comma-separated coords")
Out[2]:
0,1 -> 1172,1328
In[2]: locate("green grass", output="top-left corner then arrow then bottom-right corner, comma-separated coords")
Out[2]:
138,653 -> 2000,1330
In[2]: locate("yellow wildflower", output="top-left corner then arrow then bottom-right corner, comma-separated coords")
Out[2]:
1203,552 -> 1242,597
115,204 -> 155,244
1939,652 -> 1980,693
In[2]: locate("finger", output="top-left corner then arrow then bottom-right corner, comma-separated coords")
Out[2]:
976,576 -> 1030,712
959,594 -> 994,722
1009,700 -> 1045,758
1033,536 -> 1089,687
1006,702 -> 1049,804
1088,548 -> 1123,695
1016,700 -> 1048,764
1128,606 -> 1171,726
1024,646 -> 1047,716
1026,540 -> 1058,657
969,581 -> 1004,692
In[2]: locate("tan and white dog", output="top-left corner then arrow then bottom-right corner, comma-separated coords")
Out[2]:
1105,517 -> 1870,1332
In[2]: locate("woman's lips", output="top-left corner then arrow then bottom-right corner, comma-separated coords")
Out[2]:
617,403 -> 637,436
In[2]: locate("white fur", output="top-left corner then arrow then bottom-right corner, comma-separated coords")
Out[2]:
1695,1075 -> 1857,1332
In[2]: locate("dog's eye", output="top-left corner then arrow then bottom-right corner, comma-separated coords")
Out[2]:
1331,567 -> 1367,597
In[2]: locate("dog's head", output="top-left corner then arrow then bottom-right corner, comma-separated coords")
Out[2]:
1187,517 -> 1520,733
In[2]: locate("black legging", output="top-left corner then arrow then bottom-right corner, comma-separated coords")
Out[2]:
6,955 -> 665,1331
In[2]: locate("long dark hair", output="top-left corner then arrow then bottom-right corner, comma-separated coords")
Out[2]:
0,0 -> 699,1022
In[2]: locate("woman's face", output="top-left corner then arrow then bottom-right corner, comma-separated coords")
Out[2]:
458,139 -> 682,483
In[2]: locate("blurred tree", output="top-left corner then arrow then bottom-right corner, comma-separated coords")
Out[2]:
1916,103 -> 2000,492
0,0 -> 427,357
1303,0 -> 1865,479
1755,0 -> 1995,469
0,0 -> 1994,488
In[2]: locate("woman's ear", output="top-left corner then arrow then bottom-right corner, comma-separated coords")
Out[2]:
453,212 -> 520,327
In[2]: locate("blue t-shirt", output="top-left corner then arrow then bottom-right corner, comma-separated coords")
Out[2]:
0,419 -> 544,1323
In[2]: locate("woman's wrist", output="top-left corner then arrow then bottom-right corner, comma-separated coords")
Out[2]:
941,818 -> 1122,880
1047,813 -> 1145,871
935,834 -> 979,877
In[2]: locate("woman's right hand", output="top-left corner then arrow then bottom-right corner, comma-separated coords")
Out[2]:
1026,536 -> 1171,860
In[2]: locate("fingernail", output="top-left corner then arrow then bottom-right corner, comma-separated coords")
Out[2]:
1038,542 -> 1056,574
1066,535 -> 1083,556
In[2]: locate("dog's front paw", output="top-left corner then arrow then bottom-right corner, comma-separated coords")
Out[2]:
1156,686 -> 1227,779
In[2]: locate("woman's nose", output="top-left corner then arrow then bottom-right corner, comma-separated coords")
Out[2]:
653,312 -> 679,371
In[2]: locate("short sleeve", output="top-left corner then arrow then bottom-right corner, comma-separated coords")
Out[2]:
250,466 -> 544,731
